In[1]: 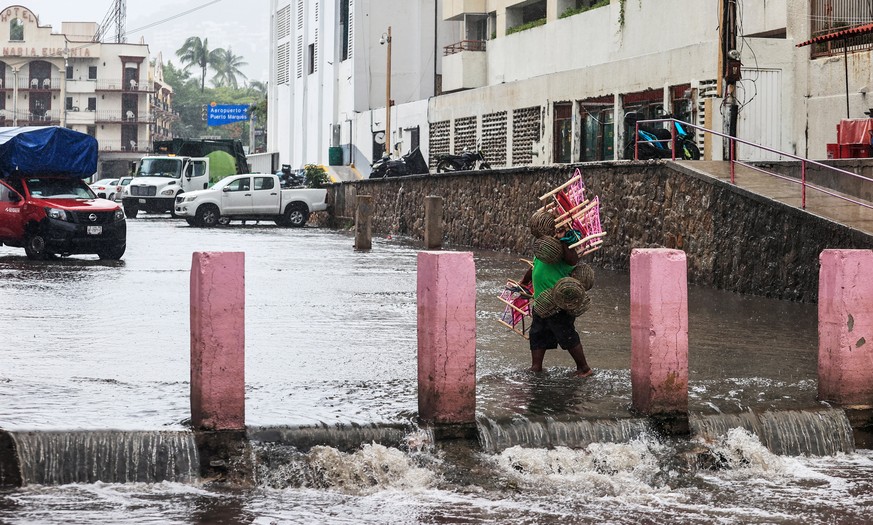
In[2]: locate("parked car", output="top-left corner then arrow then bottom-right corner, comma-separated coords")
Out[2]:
113,176 -> 133,201
89,178 -> 120,200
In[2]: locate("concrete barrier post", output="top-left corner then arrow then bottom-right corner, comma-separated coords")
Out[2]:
424,196 -> 444,250
417,251 -> 476,425
819,249 -> 873,405
355,195 -> 373,251
190,252 -> 245,431
630,249 -> 689,431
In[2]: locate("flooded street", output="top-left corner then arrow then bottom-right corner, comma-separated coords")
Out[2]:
2,218 -> 871,524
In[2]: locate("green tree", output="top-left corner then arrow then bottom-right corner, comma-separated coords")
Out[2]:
211,48 -> 248,89
175,36 -> 222,92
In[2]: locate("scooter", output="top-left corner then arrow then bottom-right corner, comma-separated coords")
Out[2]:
370,147 -> 430,178
435,143 -> 491,172
624,111 -> 700,161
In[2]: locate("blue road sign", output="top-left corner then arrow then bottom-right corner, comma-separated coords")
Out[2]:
207,104 -> 250,126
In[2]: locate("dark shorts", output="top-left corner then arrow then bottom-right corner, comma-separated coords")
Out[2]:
529,310 -> 580,351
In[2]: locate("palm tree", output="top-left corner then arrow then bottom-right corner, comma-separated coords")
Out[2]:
211,48 -> 249,89
247,80 -> 267,96
176,36 -> 221,92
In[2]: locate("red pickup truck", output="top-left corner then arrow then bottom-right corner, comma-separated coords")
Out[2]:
0,176 -> 126,260
0,127 -> 126,260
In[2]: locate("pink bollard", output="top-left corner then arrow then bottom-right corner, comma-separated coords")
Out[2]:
630,249 -> 689,416
417,251 -> 477,424
190,252 -> 246,430
818,250 -> 873,406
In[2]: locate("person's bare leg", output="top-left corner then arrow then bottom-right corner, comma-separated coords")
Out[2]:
530,348 -> 546,373
567,343 -> 592,377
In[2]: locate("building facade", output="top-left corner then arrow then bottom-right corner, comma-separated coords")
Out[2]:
269,0 -> 873,172
0,5 -> 157,175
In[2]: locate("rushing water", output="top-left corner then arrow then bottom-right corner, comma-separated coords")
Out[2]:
1,218 -> 868,523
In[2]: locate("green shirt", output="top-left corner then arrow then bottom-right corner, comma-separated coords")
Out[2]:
531,257 -> 574,298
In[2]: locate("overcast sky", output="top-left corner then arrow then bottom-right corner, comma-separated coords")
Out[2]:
15,0 -> 270,83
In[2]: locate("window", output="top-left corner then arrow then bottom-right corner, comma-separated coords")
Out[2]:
88,66 -> 97,80
9,19 -> 23,41
340,0 -> 350,61
226,177 -> 251,191
553,103 -> 572,163
0,181 -> 19,202
65,97 -> 73,110
254,177 -> 274,190
87,97 -> 96,111
66,65 -> 73,79
809,0 -> 873,57
86,125 -> 96,137
308,43 -> 315,74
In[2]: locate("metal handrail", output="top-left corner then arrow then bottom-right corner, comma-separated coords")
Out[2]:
632,117 -> 873,211
443,40 -> 486,56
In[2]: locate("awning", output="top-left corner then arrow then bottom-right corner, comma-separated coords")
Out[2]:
796,22 -> 873,47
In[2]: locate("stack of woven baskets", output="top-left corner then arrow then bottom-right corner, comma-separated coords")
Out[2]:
528,209 -> 595,319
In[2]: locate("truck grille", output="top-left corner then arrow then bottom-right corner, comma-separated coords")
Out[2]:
72,211 -> 115,224
130,185 -> 157,197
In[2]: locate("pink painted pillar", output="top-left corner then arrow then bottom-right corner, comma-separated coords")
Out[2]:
630,249 -> 689,415
818,249 -> 873,406
190,252 -> 246,430
417,251 -> 477,424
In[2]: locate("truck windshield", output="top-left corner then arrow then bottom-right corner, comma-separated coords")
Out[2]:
25,178 -> 94,199
137,158 -> 183,178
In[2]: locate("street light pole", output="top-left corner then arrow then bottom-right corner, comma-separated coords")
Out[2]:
384,26 -> 392,157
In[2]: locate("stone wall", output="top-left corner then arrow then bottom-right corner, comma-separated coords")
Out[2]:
326,162 -> 873,302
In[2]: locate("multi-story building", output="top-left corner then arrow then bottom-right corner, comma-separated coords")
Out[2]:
149,52 -> 175,144
0,5 -> 156,176
267,0 -> 460,176
269,0 -> 873,172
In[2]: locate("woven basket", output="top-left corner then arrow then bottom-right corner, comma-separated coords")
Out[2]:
532,289 -> 561,318
566,293 -> 591,317
529,209 -> 556,238
533,236 -> 563,264
552,277 -> 587,311
570,263 -> 595,291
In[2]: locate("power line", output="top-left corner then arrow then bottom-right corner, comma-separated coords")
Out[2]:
125,0 -> 224,37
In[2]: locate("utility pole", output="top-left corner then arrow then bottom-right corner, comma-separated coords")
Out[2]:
721,0 -> 739,140
383,26 -> 392,156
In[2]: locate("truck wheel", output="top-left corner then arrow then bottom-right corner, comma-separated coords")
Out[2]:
124,203 -> 138,218
284,203 -> 309,227
97,244 -> 126,260
24,232 -> 50,260
196,204 -> 220,227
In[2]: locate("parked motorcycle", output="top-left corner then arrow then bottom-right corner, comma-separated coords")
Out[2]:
435,144 -> 491,172
623,111 -> 700,161
370,147 -> 430,178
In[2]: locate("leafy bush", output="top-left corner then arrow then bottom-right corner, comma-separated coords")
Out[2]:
506,17 -> 546,35
559,0 -> 609,19
304,164 -> 329,188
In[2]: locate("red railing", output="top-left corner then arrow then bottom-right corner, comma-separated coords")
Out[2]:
443,40 -> 487,56
631,117 -> 873,211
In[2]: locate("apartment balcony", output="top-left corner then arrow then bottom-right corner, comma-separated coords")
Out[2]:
14,77 -> 61,91
95,79 -> 153,93
98,140 -> 147,153
443,0 -> 487,20
0,109 -> 60,125
94,110 -> 155,124
441,40 -> 487,92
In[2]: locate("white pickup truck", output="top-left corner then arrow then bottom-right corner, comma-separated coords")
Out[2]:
174,173 -> 328,227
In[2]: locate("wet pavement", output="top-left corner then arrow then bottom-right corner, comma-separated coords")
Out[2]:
0,217 -> 821,431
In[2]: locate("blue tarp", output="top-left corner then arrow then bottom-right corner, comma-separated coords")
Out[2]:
0,126 -> 98,178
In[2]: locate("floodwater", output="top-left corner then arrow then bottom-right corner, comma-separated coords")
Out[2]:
1,218 -> 871,524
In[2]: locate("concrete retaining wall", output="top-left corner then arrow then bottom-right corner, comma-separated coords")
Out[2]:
325,161 -> 873,302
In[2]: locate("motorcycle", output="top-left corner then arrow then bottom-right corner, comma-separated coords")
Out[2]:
435,143 -> 491,172
370,147 -> 430,178
623,111 -> 700,161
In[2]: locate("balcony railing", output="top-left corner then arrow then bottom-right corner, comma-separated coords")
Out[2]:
11,77 -> 62,90
0,109 -> 61,123
95,79 -> 152,92
98,140 -> 147,152
94,110 -> 155,123
444,40 -> 486,56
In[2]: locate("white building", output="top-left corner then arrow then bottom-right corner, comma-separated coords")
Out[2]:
269,0 -> 873,170
268,0 -> 460,177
